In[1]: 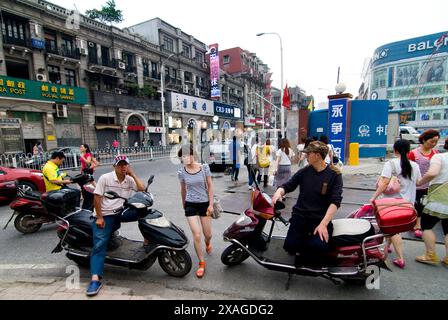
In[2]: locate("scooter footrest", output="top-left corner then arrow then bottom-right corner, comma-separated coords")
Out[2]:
328,267 -> 359,276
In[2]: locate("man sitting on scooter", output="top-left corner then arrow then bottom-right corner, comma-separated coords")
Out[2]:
42,151 -> 73,192
272,141 -> 343,265
86,155 -> 146,297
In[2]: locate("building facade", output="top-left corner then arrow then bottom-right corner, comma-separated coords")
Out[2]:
365,31 -> 448,137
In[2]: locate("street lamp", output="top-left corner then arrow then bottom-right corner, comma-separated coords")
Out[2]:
257,32 -> 284,138
249,91 -> 281,137
160,53 -> 176,147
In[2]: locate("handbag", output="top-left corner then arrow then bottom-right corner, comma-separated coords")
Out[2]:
421,182 -> 448,206
376,161 -> 401,195
202,165 -> 223,219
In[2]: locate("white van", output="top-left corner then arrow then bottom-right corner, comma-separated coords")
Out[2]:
399,126 -> 420,144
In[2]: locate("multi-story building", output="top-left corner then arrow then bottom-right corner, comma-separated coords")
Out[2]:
363,31 -> 448,137
271,85 -> 312,127
219,47 -> 270,129
0,1 -> 212,153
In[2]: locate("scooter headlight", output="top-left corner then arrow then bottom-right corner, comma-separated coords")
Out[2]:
131,203 -> 146,209
146,217 -> 171,228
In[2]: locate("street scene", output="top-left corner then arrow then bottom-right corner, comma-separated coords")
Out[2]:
1,0 -> 448,304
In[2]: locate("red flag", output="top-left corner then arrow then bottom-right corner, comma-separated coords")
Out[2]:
282,84 -> 291,109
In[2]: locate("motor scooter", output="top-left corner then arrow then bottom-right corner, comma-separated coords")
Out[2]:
51,176 -> 192,277
3,174 -> 95,234
221,179 -> 391,288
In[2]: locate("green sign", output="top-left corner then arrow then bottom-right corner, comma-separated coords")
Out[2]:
0,75 -> 87,105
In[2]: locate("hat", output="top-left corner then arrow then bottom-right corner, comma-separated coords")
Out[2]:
303,141 -> 329,159
114,155 -> 130,166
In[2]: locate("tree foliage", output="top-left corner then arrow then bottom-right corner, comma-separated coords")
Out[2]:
85,0 -> 123,25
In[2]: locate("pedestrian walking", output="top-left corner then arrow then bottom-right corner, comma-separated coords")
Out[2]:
370,139 -> 422,269
229,136 -> 241,182
415,137 -> 448,265
80,144 -> 99,175
274,139 -> 295,189
256,137 -> 271,188
297,137 -> 307,169
246,137 -> 258,190
408,129 -> 440,238
177,144 -> 213,278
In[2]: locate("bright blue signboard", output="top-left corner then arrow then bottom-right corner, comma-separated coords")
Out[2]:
328,99 -> 348,163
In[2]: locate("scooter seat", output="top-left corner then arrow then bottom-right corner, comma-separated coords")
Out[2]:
332,219 -> 375,247
23,190 -> 42,201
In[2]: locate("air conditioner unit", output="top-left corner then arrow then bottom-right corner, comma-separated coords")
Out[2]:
36,73 -> 47,82
79,48 -> 88,56
55,104 -> 68,118
195,88 -> 200,96
88,41 -> 95,48
183,85 -> 189,93
118,61 -> 126,70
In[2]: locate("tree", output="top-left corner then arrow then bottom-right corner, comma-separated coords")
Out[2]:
85,0 -> 123,25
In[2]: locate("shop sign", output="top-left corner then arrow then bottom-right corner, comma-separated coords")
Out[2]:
170,92 -> 213,116
214,102 -> 242,119
0,75 -> 87,104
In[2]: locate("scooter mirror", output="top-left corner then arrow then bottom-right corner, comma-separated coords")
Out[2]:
104,191 -> 120,200
147,175 -> 155,186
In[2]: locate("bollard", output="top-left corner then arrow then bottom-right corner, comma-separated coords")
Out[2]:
349,143 -> 359,166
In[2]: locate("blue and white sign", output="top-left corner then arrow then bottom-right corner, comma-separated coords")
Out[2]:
213,102 -> 242,119
170,92 -> 214,116
328,99 -> 348,163
372,31 -> 448,67
350,100 -> 388,158
31,38 -> 45,49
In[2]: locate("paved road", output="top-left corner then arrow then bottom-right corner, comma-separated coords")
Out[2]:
0,160 -> 447,300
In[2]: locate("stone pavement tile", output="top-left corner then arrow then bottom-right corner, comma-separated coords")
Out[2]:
49,292 -> 74,300
92,293 -> 131,300
0,294 -> 46,300
34,285 -> 67,296
129,296 -> 147,300
68,293 -> 89,300
2,284 -> 41,295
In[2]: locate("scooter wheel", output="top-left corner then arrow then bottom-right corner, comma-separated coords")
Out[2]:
158,250 -> 192,277
14,212 -> 43,234
221,244 -> 250,266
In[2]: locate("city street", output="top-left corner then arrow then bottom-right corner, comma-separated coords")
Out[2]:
0,159 -> 447,300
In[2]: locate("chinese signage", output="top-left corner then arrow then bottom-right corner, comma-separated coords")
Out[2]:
0,118 -> 23,153
209,43 -> 221,99
0,75 -> 87,105
170,92 -> 214,116
213,102 -> 242,119
31,38 -> 46,49
328,99 -> 348,163
350,100 -> 388,158
372,31 -> 448,67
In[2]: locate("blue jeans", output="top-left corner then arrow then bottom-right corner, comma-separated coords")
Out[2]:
90,209 -> 141,278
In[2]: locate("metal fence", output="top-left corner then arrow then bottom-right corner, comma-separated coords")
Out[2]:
0,146 -> 175,171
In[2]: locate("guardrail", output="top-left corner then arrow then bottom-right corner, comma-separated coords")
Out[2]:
0,146 -> 174,171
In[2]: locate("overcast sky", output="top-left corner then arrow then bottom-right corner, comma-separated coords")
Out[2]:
51,0 -> 448,104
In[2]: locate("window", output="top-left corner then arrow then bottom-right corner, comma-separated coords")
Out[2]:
162,36 -> 174,52
88,41 -> 98,64
425,59 -> 446,83
372,69 -> 387,90
101,46 -> 111,66
151,62 -> 158,79
65,69 -> 76,87
433,112 -> 442,120
61,36 -> 74,56
182,44 -> 191,58
143,61 -> 150,77
48,65 -> 61,84
395,63 -> 419,87
195,52 -> 204,63
171,68 -> 177,80
2,15 -> 26,44
184,71 -> 192,83
223,55 -> 230,64
44,29 -> 57,53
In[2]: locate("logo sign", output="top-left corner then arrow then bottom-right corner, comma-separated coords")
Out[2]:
209,44 -> 221,99
170,92 -> 213,116
358,125 -> 370,137
328,99 -> 348,163
213,102 -> 242,119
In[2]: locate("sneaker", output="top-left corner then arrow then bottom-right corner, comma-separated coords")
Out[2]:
86,280 -> 103,297
415,251 -> 440,265
393,259 -> 405,269
248,185 -> 253,190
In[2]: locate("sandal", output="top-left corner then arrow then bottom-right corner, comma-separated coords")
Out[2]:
393,259 -> 405,269
205,242 -> 213,255
413,229 -> 423,238
196,261 -> 206,278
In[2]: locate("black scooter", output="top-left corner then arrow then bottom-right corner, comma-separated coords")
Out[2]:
52,176 -> 192,277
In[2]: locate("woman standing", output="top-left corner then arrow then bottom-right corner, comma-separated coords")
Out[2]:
415,137 -> 448,265
370,139 -> 421,269
274,139 -> 295,188
80,144 -> 96,175
178,145 -> 213,278
408,129 -> 440,238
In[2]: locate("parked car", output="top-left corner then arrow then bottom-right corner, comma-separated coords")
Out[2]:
205,141 -> 232,172
399,125 -> 420,144
0,166 -> 45,202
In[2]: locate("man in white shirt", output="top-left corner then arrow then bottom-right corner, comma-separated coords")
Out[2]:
86,155 -> 145,297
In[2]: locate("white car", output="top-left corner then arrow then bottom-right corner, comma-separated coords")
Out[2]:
399,126 -> 420,144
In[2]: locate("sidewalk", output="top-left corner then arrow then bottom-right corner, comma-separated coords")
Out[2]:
341,158 -> 384,176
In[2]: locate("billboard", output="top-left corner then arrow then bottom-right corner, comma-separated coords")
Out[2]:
328,99 -> 348,163
170,92 -> 214,116
209,44 -> 221,99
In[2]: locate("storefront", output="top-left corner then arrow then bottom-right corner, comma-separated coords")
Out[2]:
213,102 -> 243,130
0,75 -> 87,152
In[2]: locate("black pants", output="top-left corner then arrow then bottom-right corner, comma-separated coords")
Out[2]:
284,215 -> 334,258
421,213 -> 448,235
415,189 -> 428,217
231,161 -> 240,180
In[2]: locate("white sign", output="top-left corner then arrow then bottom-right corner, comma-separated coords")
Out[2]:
170,92 -> 214,116
147,127 -> 163,133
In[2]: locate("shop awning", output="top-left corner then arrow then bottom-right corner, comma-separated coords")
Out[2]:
127,125 -> 146,131
95,124 -> 121,130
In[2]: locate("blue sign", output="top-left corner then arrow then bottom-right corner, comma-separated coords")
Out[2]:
328,99 -> 348,163
372,31 -> 448,67
213,102 -> 242,119
31,38 -> 45,49
350,100 -> 388,158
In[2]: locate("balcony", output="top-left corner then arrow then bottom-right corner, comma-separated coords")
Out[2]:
45,44 -> 80,60
92,90 -> 161,112
2,36 -> 32,48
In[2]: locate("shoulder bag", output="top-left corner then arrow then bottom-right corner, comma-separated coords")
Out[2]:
202,165 -> 223,219
376,160 -> 401,195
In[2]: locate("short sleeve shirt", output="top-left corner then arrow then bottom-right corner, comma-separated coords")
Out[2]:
42,161 -> 63,192
381,158 -> 421,203
276,148 -> 295,165
93,171 -> 138,217
178,164 -> 211,203
429,153 -> 448,186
